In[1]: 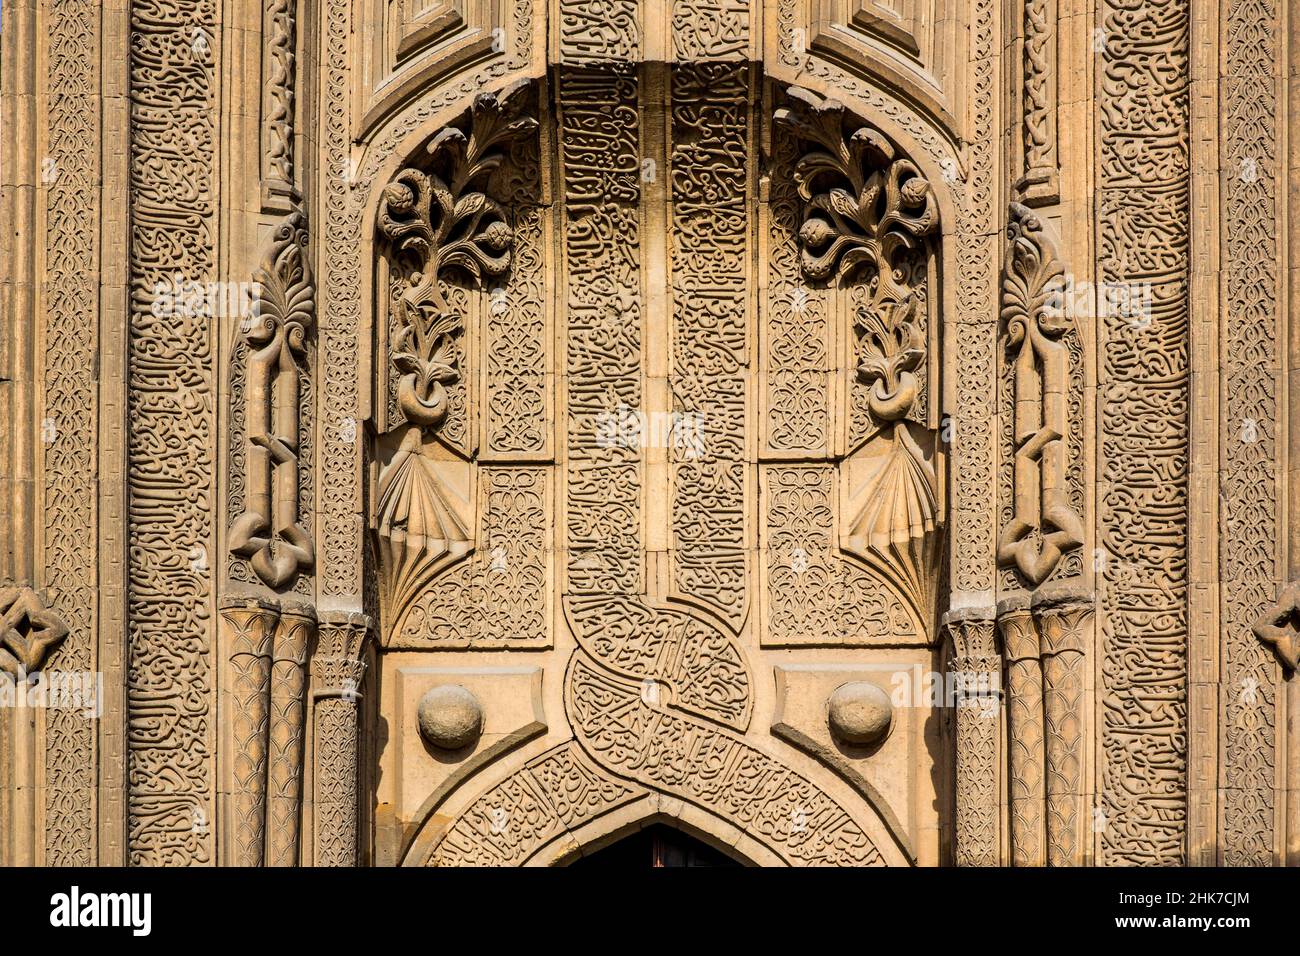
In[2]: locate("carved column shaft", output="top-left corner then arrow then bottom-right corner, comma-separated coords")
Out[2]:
998,601 -> 1044,866
945,609 -> 1000,866
267,603 -> 314,866
219,598 -> 315,867
219,599 -> 278,867
311,611 -> 369,866
1037,596 -> 1091,867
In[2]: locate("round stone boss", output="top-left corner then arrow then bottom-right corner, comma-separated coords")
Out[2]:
417,684 -> 483,750
826,681 -> 893,745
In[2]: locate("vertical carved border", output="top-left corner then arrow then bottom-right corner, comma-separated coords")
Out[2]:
42,0 -> 100,865
952,0 -> 1000,602
98,0 -> 133,866
126,0 -> 218,865
1220,0 -> 1282,866
312,611 -> 370,866
944,608 -> 1001,865
262,0 -> 297,196
761,111 -> 830,458
1015,0 -> 1059,205
319,0 -> 363,602
1096,0 -> 1191,865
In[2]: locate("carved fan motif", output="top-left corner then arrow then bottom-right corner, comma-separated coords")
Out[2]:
376,433 -> 474,620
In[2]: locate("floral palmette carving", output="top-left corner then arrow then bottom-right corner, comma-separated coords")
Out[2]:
778,88 -> 938,288
375,83 -> 537,630
775,88 -> 942,631
378,83 -> 536,428
229,210 -> 315,588
998,203 -> 1082,585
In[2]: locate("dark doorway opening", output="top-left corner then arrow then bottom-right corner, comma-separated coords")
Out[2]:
569,824 -> 743,867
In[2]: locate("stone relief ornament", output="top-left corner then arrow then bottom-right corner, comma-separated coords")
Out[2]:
775,87 -> 943,633
997,202 -> 1082,585
229,210 -> 316,589
0,587 -> 69,680
1253,581 -> 1300,672
9,0 -> 1294,872
374,82 -> 538,631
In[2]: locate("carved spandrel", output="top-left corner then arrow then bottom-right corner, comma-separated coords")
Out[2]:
774,87 -> 944,637
373,82 -> 539,638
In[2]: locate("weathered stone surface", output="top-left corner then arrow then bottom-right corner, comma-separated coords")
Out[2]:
827,682 -> 893,745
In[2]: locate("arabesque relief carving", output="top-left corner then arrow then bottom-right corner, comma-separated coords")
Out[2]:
229,211 -> 316,590
7,0 -> 1298,875
374,83 -> 538,635
775,87 -> 943,636
998,202 -> 1082,586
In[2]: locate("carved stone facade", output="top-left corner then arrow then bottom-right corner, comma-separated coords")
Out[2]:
1,0 -> 1296,867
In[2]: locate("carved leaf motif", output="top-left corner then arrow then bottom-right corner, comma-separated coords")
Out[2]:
856,295 -> 925,423
775,87 -> 938,292
378,82 -> 538,430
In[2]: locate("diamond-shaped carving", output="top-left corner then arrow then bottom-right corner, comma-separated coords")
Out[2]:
0,586 -> 69,679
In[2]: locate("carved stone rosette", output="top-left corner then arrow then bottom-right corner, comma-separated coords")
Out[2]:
0,587 -> 69,681
311,611 -> 370,866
